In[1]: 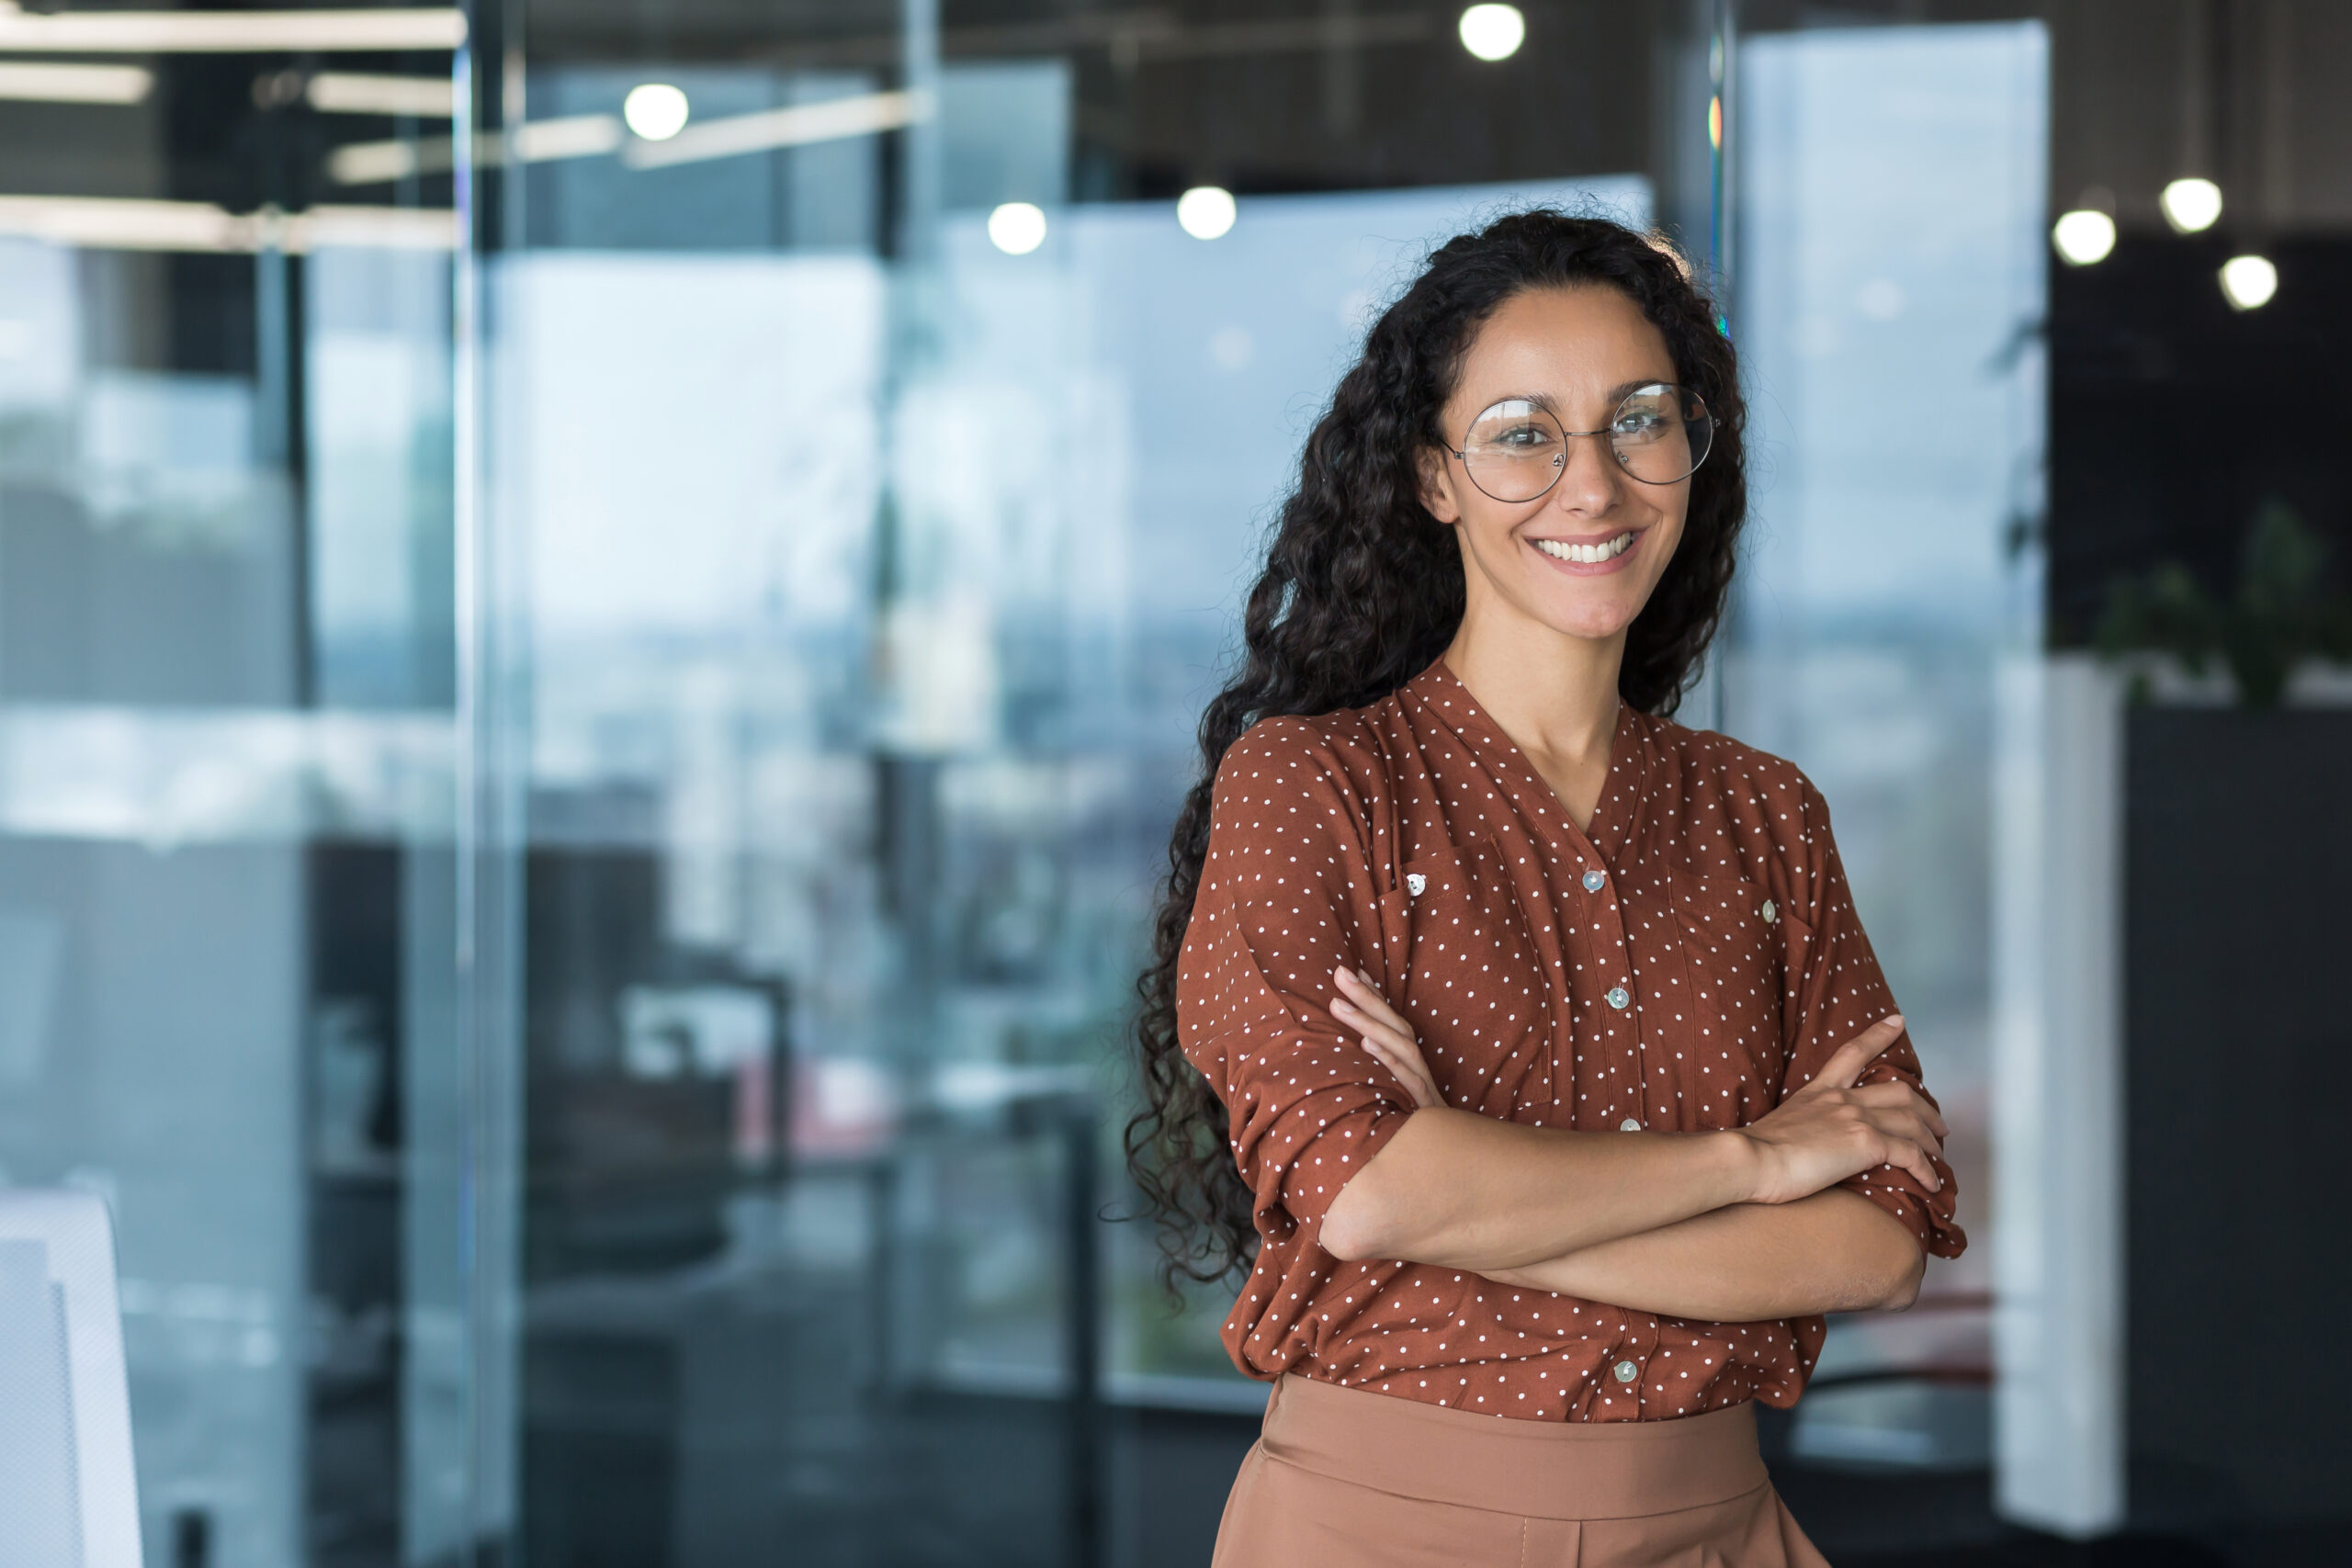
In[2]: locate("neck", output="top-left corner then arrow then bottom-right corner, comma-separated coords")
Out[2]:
1441,605 -> 1625,778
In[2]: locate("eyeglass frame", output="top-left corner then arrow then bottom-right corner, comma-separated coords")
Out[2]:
1442,382 -> 1713,502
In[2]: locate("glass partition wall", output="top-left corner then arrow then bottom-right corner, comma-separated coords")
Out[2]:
0,2 -> 2066,1565
0,25 -> 467,1568
474,6 -> 1728,1564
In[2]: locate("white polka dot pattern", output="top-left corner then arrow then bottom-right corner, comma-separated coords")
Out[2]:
1173,658 -> 1966,1423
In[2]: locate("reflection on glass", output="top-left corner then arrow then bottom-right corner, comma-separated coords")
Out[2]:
3,3 -> 1729,1562
1730,19 -> 2048,1473
0,220 -> 461,1566
502,151 -> 1649,1556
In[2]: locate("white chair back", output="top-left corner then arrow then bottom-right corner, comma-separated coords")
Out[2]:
0,1190 -> 143,1568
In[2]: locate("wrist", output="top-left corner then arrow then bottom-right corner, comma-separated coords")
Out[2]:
1708,1128 -> 1768,1205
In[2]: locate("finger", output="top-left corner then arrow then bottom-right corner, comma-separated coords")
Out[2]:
1360,1035 -> 1439,1109
1854,1081 -> 1949,1144
1329,996 -> 1417,1058
1389,1043 -> 1442,1109
1879,1134 -> 1940,1193
1875,1109 -> 1944,1160
1334,967 -> 1413,1034
1813,1015 -> 1905,1090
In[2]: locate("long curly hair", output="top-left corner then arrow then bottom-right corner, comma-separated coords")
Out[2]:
1125,209 -> 1748,1291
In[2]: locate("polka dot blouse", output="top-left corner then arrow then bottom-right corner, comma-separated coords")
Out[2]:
1174,658 -> 1966,1422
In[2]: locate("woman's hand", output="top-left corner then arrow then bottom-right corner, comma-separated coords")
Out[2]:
1329,966 -> 1441,1109
1733,1016 -> 1948,1203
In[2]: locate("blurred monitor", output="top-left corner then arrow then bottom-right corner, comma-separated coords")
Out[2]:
0,1190 -> 142,1568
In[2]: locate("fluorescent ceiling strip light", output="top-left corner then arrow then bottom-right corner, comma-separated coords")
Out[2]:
0,61 -> 153,103
306,71 -> 455,118
328,138 -> 443,185
327,92 -> 902,186
297,204 -> 460,251
0,6 -> 465,54
326,114 -> 623,185
511,113 -> 624,162
0,194 -> 456,254
0,194 -> 243,252
623,87 -> 930,169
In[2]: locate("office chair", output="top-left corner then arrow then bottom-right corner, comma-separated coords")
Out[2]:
0,1189 -> 144,1568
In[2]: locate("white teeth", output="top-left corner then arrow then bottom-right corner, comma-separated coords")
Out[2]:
1534,532 -> 1635,565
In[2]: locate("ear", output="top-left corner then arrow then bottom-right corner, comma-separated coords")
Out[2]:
1416,445 -> 1464,525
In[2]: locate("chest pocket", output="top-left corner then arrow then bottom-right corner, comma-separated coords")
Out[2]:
1391,837 -> 1550,1120
1671,866 -> 1805,1099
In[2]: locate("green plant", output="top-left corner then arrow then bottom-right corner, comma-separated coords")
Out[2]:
2094,500 -> 2352,708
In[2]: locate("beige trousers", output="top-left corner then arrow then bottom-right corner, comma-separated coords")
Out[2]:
1211,1376 -> 1832,1568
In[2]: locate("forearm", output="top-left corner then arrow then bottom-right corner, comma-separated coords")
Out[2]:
1483,1188 -> 1926,1320
1319,1106 -> 1759,1270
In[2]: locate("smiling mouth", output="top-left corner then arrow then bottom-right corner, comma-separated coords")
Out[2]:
1532,531 -> 1636,565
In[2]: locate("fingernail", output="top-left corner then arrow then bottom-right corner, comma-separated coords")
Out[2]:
1884,1014 -> 1905,1031
1358,967 -> 1374,983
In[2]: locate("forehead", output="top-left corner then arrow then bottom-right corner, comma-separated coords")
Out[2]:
1451,285 -> 1677,411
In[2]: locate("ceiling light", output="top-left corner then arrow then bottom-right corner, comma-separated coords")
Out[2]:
326,115 -> 623,184
1457,4 -> 1525,62
2159,176 -> 2222,234
305,72 -> 454,118
2051,209 -> 2116,266
327,139 -> 430,186
622,88 -> 929,171
1176,186 -> 1237,241
622,83 -> 689,141
0,194 -> 456,254
0,62 -> 153,104
2219,254 -> 2277,310
986,201 -> 1046,255
512,114 -> 624,162
0,7 -> 465,54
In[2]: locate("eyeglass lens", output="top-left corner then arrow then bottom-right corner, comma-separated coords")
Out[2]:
1459,385 -> 1712,502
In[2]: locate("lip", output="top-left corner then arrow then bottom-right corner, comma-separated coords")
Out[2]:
1525,526 -> 1646,577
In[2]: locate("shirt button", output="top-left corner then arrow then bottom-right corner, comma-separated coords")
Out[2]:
1581,869 -> 1606,893
1406,873 -> 1426,897
1612,1359 -> 1639,1383
1619,1118 -> 1642,1132
1761,898 -> 1777,923
1605,986 -> 1630,1010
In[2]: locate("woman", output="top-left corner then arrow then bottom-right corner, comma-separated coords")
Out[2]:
1127,211 -> 1966,1565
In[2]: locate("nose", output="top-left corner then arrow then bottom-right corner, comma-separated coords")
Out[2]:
1547,427 -> 1622,517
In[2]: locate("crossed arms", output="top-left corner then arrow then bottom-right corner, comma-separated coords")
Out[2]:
1317,967 -> 1944,1320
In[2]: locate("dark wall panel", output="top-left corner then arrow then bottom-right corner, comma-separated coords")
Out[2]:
2124,706 -> 2352,1525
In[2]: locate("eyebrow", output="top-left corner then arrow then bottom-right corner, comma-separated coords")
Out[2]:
1488,378 -> 1672,416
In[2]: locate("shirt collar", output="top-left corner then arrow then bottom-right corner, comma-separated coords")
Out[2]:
1401,656 -> 1649,864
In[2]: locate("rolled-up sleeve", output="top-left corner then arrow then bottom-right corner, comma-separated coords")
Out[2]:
1176,719 -> 1415,1237
1778,778 -> 1968,1259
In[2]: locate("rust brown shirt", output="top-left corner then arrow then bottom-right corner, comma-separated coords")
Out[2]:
1175,659 -> 1966,1421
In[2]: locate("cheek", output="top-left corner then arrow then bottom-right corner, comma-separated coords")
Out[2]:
1459,495 -> 1544,551
1643,508 -> 1690,575
1627,490 -> 1690,575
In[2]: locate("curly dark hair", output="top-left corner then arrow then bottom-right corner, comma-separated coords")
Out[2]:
1125,209 -> 1749,1291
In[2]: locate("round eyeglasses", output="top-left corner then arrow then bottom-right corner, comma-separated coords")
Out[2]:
1447,384 -> 1713,502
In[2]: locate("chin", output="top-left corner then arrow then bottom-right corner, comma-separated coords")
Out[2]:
1523,570 -> 1659,642
1535,600 -> 1646,642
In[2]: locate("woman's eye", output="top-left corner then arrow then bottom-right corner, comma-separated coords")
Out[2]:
1496,424 -> 1553,449
1614,410 -> 1668,438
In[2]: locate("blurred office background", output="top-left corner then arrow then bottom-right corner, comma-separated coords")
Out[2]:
0,0 -> 2345,1564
